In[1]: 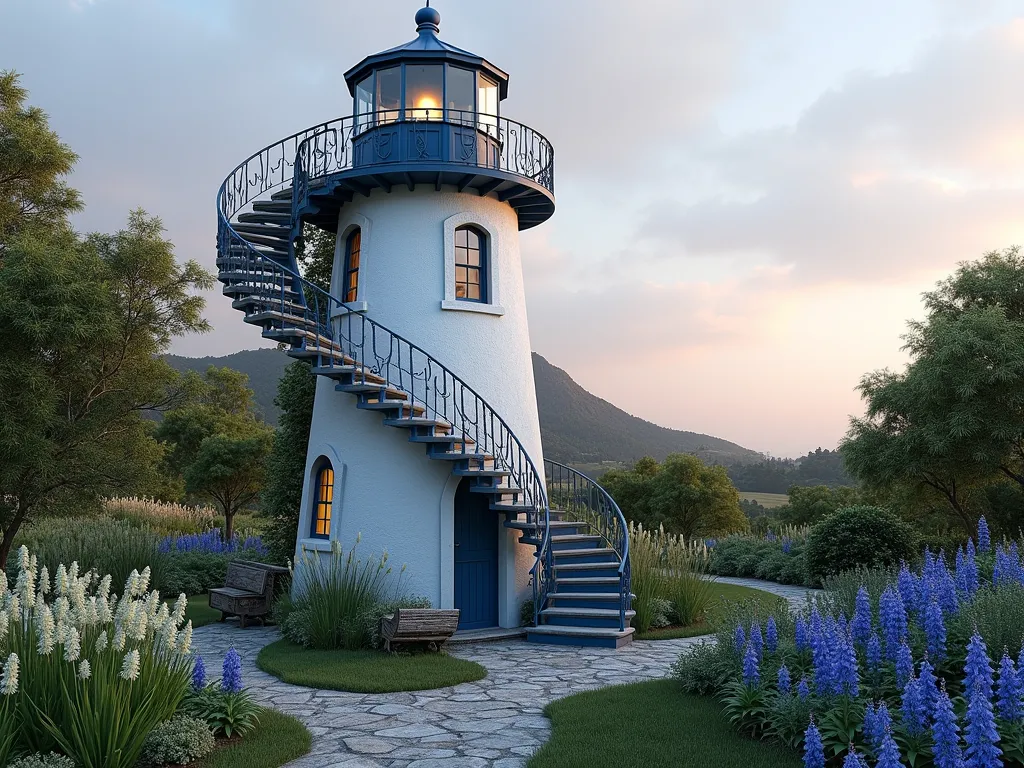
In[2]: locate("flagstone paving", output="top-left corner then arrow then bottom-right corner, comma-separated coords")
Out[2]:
192,578 -> 816,767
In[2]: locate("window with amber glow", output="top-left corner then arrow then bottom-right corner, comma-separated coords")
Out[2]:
454,226 -> 486,302
311,463 -> 333,538
343,229 -> 361,303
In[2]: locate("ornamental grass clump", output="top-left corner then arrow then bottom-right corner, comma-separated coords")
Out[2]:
282,537 -> 398,650
102,496 -> 217,535
0,546 -> 194,768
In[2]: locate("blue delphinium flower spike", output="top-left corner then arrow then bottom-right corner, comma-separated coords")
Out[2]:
192,655 -> 207,691
797,677 -> 811,700
964,677 -> 1002,767
766,616 -> 778,654
804,719 -> 825,768
742,641 -> 760,687
777,664 -> 791,694
919,657 -> 939,713
896,641 -> 915,689
734,623 -> 746,653
902,675 -> 927,737
851,586 -> 872,649
795,615 -> 808,651
876,726 -> 904,768
222,647 -> 243,694
924,599 -> 947,662
867,632 -> 882,674
964,631 -> 994,702
977,516 -> 990,553
932,683 -> 964,768
996,651 -> 1023,722
750,621 -> 764,661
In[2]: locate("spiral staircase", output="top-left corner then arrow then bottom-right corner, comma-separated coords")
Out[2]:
216,118 -> 633,647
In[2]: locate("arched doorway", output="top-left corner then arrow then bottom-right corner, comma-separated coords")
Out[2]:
453,477 -> 499,630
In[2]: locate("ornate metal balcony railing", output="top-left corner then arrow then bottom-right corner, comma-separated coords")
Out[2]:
216,119 -> 555,622
544,460 -> 632,631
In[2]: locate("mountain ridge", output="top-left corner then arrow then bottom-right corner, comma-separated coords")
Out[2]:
164,348 -> 762,466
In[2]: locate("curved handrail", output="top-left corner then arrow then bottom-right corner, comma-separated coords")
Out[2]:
216,117 -> 554,622
544,460 -> 632,631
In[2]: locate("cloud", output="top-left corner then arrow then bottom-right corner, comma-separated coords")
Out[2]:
637,20 -> 1024,284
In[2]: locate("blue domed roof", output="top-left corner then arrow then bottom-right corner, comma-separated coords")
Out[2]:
343,6 -> 509,99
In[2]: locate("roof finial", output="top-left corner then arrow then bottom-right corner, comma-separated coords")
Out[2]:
415,2 -> 441,34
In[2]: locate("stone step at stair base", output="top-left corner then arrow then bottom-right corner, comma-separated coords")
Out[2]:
526,624 -> 635,649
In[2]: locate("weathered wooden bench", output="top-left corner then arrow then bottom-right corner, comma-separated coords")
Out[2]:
209,561 -> 289,629
379,608 -> 460,652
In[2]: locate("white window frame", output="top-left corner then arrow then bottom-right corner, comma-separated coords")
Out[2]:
441,211 -> 504,316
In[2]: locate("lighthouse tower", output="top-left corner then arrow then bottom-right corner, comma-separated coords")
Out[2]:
216,6 -> 633,646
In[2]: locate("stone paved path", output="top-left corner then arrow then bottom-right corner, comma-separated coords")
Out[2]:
192,578 -> 815,768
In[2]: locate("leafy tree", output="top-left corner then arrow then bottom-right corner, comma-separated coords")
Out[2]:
778,485 -> 861,526
842,247 -> 1024,535
262,361 -> 317,564
603,453 -> 746,540
156,366 -> 264,476
0,211 -> 213,564
155,366 -> 273,537
185,434 -> 272,541
295,223 -> 333,292
0,71 -> 81,251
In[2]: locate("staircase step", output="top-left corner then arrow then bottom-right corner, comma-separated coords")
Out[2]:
252,201 -> 292,214
358,399 -> 426,416
244,310 -> 316,328
542,607 -> 635,619
489,502 -> 535,513
470,484 -> 523,495
408,433 -> 475,445
547,592 -> 624,601
454,468 -> 509,478
238,212 -> 293,225
550,534 -> 603,544
526,625 -> 634,648
505,520 -> 582,531
314,365 -> 386,385
232,222 -> 292,239
428,451 -> 493,462
237,232 -> 293,250
552,547 -> 617,559
382,417 -> 453,432
233,296 -> 308,314
270,187 -> 295,201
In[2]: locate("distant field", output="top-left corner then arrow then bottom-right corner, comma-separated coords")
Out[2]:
740,491 -> 789,508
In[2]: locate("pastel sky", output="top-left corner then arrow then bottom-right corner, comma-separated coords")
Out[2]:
3,1 -> 1023,457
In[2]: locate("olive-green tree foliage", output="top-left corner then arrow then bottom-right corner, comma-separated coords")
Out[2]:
777,485 -> 861,526
601,454 -> 746,540
0,211 -> 213,565
184,434 -> 272,541
295,224 -> 333,293
0,70 -> 81,252
262,361 -> 317,564
155,366 -> 273,538
842,247 -> 1024,535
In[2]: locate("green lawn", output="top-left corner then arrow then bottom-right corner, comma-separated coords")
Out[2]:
163,593 -> 222,628
195,708 -> 311,768
528,680 -> 800,768
634,581 -> 784,640
739,491 -> 790,508
256,639 -> 487,693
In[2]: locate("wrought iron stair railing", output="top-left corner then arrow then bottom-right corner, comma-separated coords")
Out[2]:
216,120 -> 558,624
543,460 -> 632,631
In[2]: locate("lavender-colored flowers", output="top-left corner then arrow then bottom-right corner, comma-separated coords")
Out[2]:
977,516 -> 990,554
964,677 -> 1002,767
851,587 -> 872,648
795,616 -> 808,651
876,727 -> 904,768
964,632 -> 994,702
192,655 -> 207,691
924,599 -> 947,662
901,675 -> 928,737
797,677 -> 811,700
222,647 -> 243,693
749,622 -> 764,661
868,701 -> 893,753
996,651 -> 1023,722
734,623 -> 746,653
804,719 -> 825,768
834,630 -> 859,697
880,587 -> 909,660
896,641 -> 915,689
932,684 -> 964,768
159,528 -> 268,556
867,632 -> 882,674
919,658 -> 939,713
777,664 -> 791,694
842,748 -> 866,768
742,641 -> 760,687
766,616 -> 778,654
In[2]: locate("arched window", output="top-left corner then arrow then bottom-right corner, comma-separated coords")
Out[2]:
310,462 -> 334,538
343,229 -> 361,303
454,226 -> 486,302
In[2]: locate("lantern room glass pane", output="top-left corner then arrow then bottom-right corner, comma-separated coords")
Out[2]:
478,75 -> 498,135
355,75 -> 373,132
447,66 -> 475,124
406,65 -> 443,120
376,66 -> 401,124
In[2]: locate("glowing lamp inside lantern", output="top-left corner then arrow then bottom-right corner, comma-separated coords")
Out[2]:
413,94 -> 442,120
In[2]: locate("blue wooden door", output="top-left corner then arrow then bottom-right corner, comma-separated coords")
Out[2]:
454,479 -> 499,630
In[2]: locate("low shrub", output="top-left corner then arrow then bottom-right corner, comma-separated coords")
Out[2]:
804,505 -> 917,584
708,534 -> 812,586
519,598 -> 534,627
950,581 -> 1024,655
7,754 -> 77,768
815,565 -> 897,618
672,640 -> 737,695
139,715 -> 215,766
182,650 -> 261,739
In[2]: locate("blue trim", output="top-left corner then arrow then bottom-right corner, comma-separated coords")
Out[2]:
309,460 -> 333,539
454,225 -> 487,303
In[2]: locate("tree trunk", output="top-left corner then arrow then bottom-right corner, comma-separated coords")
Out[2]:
0,503 -> 29,568
224,504 -> 235,543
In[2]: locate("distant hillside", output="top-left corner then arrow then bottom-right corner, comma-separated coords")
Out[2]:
532,354 -> 760,466
164,348 -> 761,465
